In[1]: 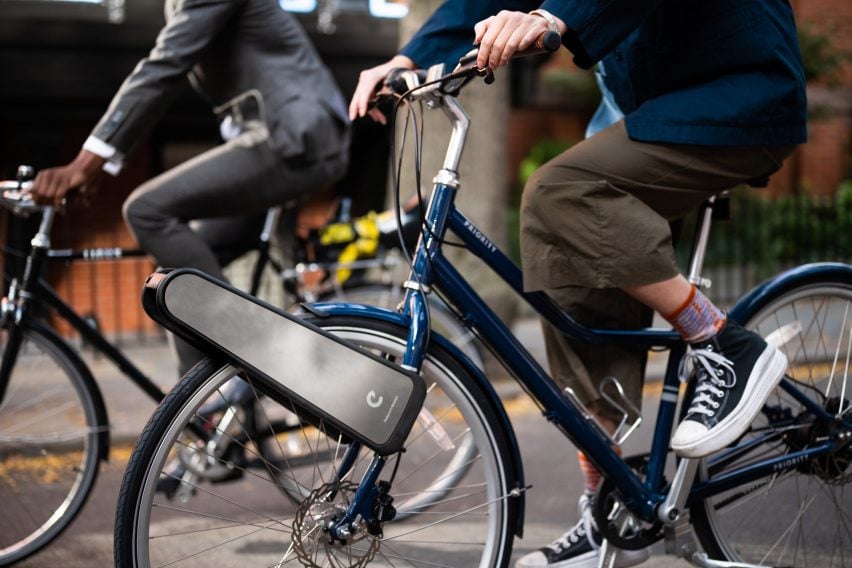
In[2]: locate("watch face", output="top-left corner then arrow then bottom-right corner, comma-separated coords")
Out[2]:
368,0 -> 408,19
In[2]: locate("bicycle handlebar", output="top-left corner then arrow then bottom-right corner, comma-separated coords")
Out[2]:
0,180 -> 44,217
385,30 -> 561,100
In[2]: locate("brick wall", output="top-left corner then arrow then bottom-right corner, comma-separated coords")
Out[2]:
46,135 -> 159,339
793,0 -> 852,86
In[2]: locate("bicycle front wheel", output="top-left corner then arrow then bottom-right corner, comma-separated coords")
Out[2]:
691,281 -> 852,567
0,324 -> 102,566
115,316 -> 519,567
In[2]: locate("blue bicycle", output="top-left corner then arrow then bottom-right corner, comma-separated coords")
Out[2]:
115,49 -> 852,568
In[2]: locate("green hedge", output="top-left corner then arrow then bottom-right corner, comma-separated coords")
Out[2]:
683,182 -> 852,276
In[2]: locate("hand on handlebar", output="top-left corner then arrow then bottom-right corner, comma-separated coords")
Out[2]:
474,10 -> 565,70
30,149 -> 106,208
348,54 -> 417,125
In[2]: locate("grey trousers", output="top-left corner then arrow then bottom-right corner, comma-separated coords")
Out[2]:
520,121 -> 794,423
123,122 -> 348,376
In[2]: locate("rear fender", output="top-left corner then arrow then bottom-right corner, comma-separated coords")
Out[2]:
729,262 -> 852,324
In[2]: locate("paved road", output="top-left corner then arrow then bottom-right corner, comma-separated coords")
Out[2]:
13,320 -> 696,567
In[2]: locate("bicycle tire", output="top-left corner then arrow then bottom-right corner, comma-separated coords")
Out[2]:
115,316 -> 519,567
0,324 -> 103,566
318,282 -> 486,370
690,281 -> 852,567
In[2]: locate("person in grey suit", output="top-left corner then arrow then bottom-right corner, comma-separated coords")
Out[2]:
31,0 -> 351,375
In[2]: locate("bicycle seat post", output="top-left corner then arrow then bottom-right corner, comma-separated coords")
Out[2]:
686,195 -> 717,289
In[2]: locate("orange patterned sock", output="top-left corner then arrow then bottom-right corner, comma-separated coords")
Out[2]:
663,286 -> 727,344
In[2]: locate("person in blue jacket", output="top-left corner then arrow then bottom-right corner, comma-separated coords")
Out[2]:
350,2 -> 807,567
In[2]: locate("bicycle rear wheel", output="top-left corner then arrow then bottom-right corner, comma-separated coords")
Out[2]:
0,324 -> 103,566
115,316 -> 519,567
691,281 -> 852,567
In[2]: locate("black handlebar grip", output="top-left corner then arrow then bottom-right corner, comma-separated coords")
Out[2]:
540,30 -> 562,52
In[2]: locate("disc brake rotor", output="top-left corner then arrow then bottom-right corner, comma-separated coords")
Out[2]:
292,481 -> 380,568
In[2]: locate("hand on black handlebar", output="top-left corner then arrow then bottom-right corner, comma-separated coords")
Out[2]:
473,10 -> 564,70
348,55 -> 417,125
30,149 -> 106,209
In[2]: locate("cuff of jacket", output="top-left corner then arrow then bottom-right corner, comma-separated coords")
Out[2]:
83,136 -> 124,176
538,0 -> 596,69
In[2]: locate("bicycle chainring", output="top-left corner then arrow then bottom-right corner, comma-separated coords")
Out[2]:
292,481 -> 379,567
593,454 -> 664,550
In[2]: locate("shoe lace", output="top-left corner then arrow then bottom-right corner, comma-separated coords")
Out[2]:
678,347 -> 736,417
546,495 -> 599,553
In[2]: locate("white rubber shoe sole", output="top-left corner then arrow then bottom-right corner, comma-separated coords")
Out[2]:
671,344 -> 788,458
515,546 -> 651,568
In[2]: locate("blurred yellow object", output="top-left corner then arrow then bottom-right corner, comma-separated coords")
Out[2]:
319,212 -> 380,283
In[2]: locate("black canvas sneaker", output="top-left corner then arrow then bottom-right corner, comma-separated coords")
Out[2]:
515,495 -> 650,568
671,319 -> 788,458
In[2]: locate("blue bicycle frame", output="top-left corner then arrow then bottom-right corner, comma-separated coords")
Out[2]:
313,78 -> 852,532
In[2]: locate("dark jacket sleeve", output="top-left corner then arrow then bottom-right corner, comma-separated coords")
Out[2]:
539,0 -> 664,68
399,0 -> 533,69
90,0 -> 245,155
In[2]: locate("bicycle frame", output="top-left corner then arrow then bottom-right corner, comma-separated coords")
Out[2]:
313,87 -> 852,530
0,213 -> 165,408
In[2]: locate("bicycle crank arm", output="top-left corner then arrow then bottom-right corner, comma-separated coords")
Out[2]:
690,552 -> 776,568
142,268 -> 426,455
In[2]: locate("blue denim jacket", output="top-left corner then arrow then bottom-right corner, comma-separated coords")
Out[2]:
399,0 -> 807,147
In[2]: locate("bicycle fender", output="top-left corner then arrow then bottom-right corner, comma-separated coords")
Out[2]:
728,262 -> 852,323
307,300 -> 528,538
141,268 -> 426,456
28,320 -> 111,462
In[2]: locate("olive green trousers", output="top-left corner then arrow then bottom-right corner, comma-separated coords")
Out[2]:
520,120 -> 794,422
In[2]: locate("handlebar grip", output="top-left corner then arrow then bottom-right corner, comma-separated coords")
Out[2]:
505,30 -> 562,60
538,30 -> 562,52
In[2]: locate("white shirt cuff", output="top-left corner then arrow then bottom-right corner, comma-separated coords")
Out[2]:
83,136 -> 125,176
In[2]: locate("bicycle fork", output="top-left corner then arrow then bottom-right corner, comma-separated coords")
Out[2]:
0,206 -> 55,403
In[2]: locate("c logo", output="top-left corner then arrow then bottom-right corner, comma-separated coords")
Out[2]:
366,390 -> 384,408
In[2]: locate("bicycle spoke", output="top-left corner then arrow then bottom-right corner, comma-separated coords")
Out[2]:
155,519 -> 287,568
155,471 -> 292,532
150,503 -> 292,538
393,429 -> 472,487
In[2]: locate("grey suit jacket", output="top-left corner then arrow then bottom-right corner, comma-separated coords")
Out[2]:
91,0 -> 350,163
